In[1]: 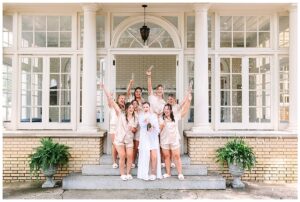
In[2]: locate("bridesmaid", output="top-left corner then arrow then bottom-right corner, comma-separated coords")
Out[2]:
159,90 -> 192,180
101,84 -> 138,181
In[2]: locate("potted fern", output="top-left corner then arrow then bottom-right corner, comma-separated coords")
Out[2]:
29,137 -> 71,188
215,138 -> 256,188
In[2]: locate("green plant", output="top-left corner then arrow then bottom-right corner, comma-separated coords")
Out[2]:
215,138 -> 256,171
29,137 -> 71,178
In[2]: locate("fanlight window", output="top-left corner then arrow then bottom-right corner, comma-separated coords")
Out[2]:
117,22 -> 174,48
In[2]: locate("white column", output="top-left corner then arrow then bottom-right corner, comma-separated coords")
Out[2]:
81,4 -> 98,131
192,4 -> 211,132
288,4 -> 298,131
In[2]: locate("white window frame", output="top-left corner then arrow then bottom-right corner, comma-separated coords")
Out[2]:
18,55 -> 75,129
216,55 -> 273,130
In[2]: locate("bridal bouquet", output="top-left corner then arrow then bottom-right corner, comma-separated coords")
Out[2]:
147,122 -> 152,131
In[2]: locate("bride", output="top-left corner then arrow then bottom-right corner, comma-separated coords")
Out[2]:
137,102 -> 162,181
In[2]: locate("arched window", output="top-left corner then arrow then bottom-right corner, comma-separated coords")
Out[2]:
117,22 -> 175,48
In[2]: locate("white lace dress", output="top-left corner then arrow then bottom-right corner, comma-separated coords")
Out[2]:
137,112 -> 162,180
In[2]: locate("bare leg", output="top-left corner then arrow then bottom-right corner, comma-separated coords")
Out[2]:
126,147 -> 133,175
115,145 -> 126,176
172,148 -> 182,175
162,149 -> 171,175
111,134 -> 118,164
150,149 -> 157,175
132,140 -> 139,165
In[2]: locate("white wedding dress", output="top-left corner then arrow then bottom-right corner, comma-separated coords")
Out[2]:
137,112 -> 162,180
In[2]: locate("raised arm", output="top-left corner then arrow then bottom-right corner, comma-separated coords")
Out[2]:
126,79 -> 134,100
146,66 -> 153,95
180,92 -> 192,118
100,83 -> 121,116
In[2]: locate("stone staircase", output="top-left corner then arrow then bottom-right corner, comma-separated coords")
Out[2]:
62,154 -> 226,190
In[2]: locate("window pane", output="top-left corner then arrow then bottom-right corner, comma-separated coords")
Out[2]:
50,74 -> 60,90
60,32 -> 71,47
220,16 -> 232,31
220,91 -> 230,106
246,32 -> 257,47
246,16 -> 257,31
233,32 -> 244,47
35,16 -> 46,31
60,16 -> 72,31
50,58 -> 60,73
233,16 -> 244,31
35,32 -> 46,47
232,91 -> 242,106
61,58 -> 71,73
187,16 -> 195,48
49,107 -> 59,122
220,58 -> 230,73
96,16 -> 105,48
47,16 -> 59,31
61,91 -> 71,105
279,16 -> 289,48
259,16 -> 270,31
249,91 -> 257,106
21,32 -> 33,47
61,75 -> 71,89
232,107 -> 242,122
21,107 -> 31,122
22,16 -> 33,31
32,58 -> 43,73
249,108 -> 258,122
32,107 -> 42,122
220,32 -> 231,47
259,32 -> 270,48
47,32 -> 59,47
232,75 -> 242,89
3,15 -> 13,47
2,57 -> 12,122
279,57 -> 289,122
261,107 -> 271,122
249,58 -> 259,73
220,75 -> 230,89
221,107 -> 231,122
232,58 -> 242,73
61,107 -> 71,122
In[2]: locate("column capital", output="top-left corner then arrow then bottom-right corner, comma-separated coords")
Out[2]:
193,3 -> 211,13
81,3 -> 100,13
289,3 -> 297,12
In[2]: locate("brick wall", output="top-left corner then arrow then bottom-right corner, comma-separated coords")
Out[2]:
3,136 -> 104,182
187,136 -> 298,183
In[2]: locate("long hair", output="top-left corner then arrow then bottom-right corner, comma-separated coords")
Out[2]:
117,93 -> 126,111
125,102 -> 135,123
156,84 -> 164,99
162,103 -> 175,122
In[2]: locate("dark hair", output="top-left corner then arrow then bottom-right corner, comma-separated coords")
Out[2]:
131,99 -> 138,105
162,104 -> 175,122
125,102 -> 135,123
142,101 -> 150,107
168,94 -> 175,98
134,87 -> 143,100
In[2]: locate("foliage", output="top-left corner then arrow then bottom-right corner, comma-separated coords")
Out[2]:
215,138 -> 256,171
29,137 -> 71,178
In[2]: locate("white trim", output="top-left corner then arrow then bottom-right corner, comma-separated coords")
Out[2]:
111,15 -> 181,48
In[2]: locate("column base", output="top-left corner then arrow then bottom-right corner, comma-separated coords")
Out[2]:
191,124 -> 212,133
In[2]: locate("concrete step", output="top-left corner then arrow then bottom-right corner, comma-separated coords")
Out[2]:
62,173 -> 226,190
82,164 -> 207,176
100,154 -> 191,165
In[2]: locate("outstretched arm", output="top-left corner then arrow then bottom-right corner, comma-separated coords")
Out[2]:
180,92 -> 192,118
146,66 -> 153,95
126,79 -> 134,100
100,83 -> 121,116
